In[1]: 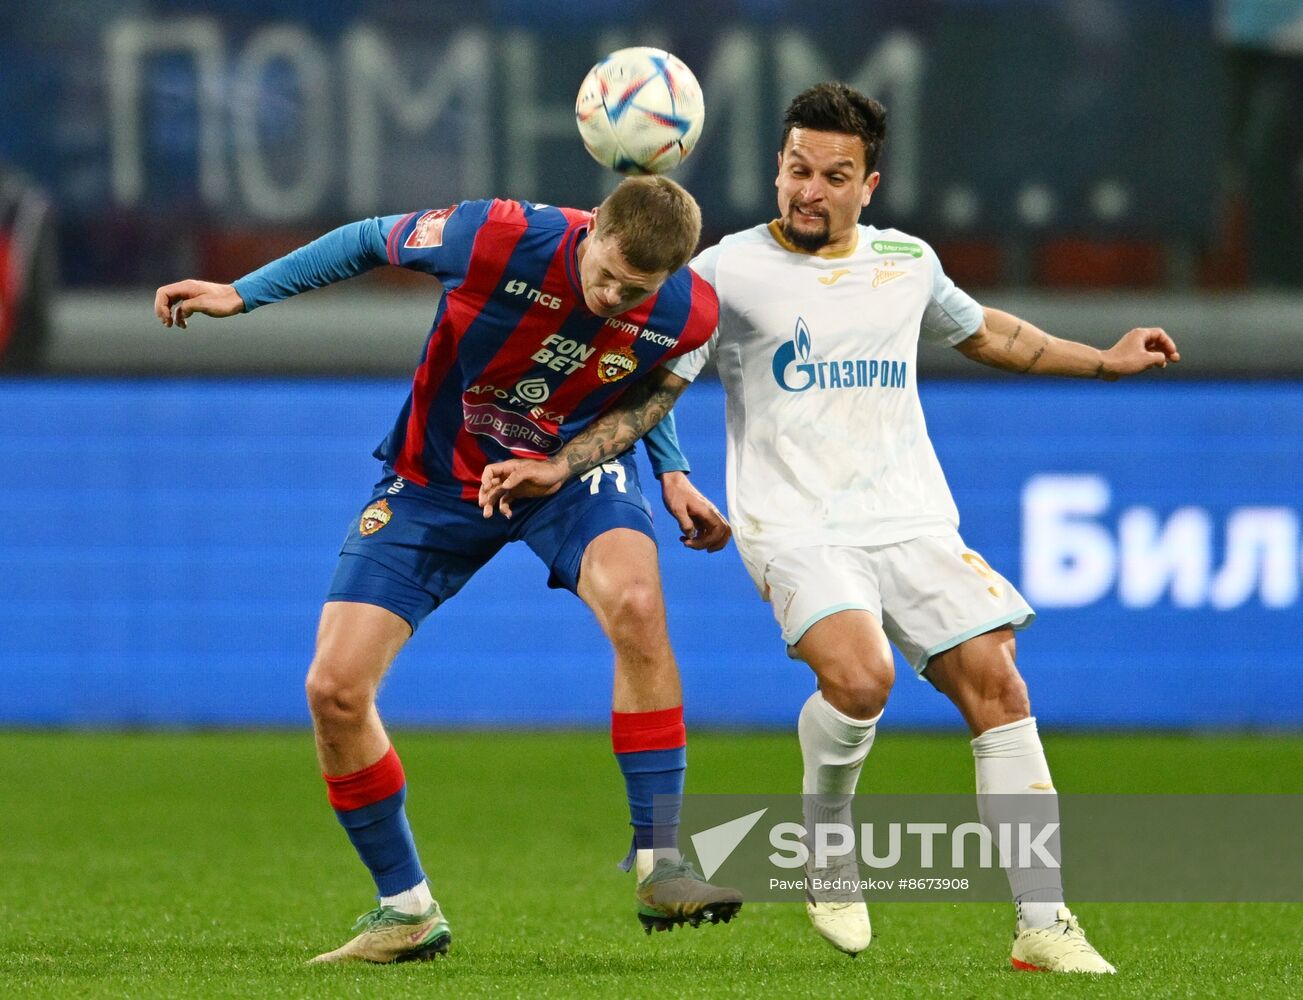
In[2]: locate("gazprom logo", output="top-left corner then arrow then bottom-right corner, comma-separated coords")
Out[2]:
771,317 -> 910,393
772,318 -> 816,392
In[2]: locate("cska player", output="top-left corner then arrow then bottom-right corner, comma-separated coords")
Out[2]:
153,177 -> 741,963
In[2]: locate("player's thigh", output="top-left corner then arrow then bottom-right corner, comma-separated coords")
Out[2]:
793,608 -> 895,691
574,527 -> 668,627
758,545 -> 884,651
517,451 -> 659,603
876,532 -> 1034,677
311,599 -> 414,690
760,545 -> 894,686
325,471 -> 508,642
924,624 -> 1029,728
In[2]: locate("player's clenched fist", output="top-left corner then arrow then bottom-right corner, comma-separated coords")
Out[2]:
1099,327 -> 1180,380
659,470 -> 732,553
479,458 -> 567,519
153,280 -> 245,329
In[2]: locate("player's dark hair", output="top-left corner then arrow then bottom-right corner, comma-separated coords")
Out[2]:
780,82 -> 887,173
595,175 -> 701,274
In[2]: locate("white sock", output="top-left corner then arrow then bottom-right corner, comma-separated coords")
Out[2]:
380,878 -> 434,916
799,692 -> 880,874
971,716 -> 1064,930
634,846 -> 681,882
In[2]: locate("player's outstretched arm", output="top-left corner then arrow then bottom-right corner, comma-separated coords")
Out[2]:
956,306 -> 1180,380
479,366 -> 691,519
155,218 -> 395,330
153,280 -> 245,329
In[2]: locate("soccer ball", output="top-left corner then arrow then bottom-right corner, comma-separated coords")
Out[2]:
575,47 -> 705,175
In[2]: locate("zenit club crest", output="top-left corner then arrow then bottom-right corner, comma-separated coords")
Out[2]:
597,346 -> 638,383
872,265 -> 907,289
359,498 -> 393,536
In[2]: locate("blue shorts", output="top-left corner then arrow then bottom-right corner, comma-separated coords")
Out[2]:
325,452 -> 655,632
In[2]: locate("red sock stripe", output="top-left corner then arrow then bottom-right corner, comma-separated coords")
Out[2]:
611,706 -> 686,754
323,745 -> 406,812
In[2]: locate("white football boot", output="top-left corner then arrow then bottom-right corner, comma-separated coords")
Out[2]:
806,899 -> 871,956
805,859 -> 871,956
1010,906 -> 1116,974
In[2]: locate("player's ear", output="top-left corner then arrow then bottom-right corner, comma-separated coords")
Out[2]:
862,171 -> 880,207
774,150 -> 783,187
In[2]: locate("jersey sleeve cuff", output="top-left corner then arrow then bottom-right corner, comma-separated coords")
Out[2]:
231,279 -> 256,314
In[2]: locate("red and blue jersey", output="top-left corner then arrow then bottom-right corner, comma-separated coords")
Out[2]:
232,198 -> 715,500
375,199 -> 716,497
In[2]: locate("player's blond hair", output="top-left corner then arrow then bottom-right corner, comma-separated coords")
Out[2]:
594,176 -> 702,275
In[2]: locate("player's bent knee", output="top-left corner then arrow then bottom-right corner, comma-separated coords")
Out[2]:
993,671 -> 1031,722
824,682 -> 890,720
305,665 -> 377,729
602,580 -> 667,634
959,663 -> 1031,730
819,661 -> 894,720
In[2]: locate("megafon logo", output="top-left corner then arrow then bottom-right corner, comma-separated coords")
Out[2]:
772,317 -> 816,392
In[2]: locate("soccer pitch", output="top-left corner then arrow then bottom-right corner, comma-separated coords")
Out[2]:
3,731 -> 1299,998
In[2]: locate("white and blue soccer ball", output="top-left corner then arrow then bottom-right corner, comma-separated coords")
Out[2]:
575,47 -> 705,175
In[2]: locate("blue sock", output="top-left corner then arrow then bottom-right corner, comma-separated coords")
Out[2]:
612,707 -> 687,865
617,746 -> 687,848
324,745 -> 426,897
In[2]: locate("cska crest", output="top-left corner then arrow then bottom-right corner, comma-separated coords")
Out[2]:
359,498 -> 394,536
597,346 -> 638,383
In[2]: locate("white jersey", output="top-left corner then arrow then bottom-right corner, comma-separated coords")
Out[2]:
666,221 -> 983,574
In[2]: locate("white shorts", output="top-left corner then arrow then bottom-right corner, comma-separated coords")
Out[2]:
755,533 -> 1035,673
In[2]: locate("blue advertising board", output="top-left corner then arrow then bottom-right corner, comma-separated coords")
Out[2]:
0,378 -> 1299,728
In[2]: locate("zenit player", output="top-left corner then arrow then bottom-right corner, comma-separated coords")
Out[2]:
480,85 -> 1180,974
153,176 -> 741,964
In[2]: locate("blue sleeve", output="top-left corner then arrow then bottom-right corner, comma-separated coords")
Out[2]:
233,216 -> 399,312
642,410 -> 691,477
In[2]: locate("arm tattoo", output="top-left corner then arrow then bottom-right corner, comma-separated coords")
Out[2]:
1018,334 -> 1049,373
555,378 -> 682,477
1093,359 -> 1120,381
1002,322 -> 1023,354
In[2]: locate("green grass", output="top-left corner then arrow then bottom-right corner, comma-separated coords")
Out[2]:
2,731 -> 1300,998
